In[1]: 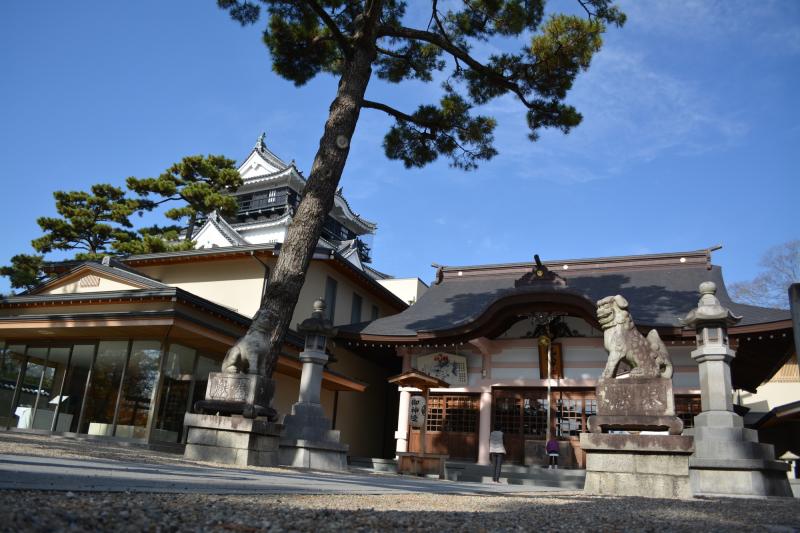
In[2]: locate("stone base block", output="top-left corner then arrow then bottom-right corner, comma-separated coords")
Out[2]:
580,433 -> 694,499
183,413 -> 281,467
282,402 -> 341,442
689,418 -> 792,497
690,465 -> 793,498
279,438 -> 349,471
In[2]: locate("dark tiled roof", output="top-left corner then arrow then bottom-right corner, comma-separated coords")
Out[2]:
341,259 -> 790,338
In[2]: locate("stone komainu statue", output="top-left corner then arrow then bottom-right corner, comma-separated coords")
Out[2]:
596,295 -> 673,379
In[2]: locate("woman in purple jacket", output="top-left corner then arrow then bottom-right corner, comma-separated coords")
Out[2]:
546,437 -> 560,469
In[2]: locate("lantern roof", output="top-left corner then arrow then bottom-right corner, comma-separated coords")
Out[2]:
297,298 -> 337,336
681,281 -> 742,329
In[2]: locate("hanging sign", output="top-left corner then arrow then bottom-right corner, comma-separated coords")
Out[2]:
409,395 -> 426,428
415,352 -> 468,386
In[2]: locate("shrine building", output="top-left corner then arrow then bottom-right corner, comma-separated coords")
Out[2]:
338,249 -> 796,467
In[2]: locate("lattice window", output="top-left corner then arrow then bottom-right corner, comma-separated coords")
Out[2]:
675,395 -> 702,429
493,395 -> 521,434
426,395 -> 478,433
425,395 -> 444,431
522,396 -> 548,437
555,392 -> 596,438
556,399 -> 583,437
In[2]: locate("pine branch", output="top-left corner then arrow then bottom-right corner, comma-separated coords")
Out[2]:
377,25 -> 533,107
301,0 -> 352,57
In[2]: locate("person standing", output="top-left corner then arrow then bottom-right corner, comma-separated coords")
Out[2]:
546,436 -> 560,469
489,426 -> 506,483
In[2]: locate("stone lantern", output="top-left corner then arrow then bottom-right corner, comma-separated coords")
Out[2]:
681,281 -> 791,497
681,281 -> 741,421
279,298 -> 349,471
294,298 -> 337,408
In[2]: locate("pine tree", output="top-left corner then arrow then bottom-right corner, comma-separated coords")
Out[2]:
126,154 -> 243,241
31,184 -> 141,258
0,254 -> 47,292
214,1 -> 625,385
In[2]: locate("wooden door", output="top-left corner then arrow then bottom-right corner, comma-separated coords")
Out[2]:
492,388 -> 549,464
409,394 -> 479,461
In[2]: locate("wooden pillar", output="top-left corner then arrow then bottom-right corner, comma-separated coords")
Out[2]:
395,387 -> 412,455
478,389 -> 492,465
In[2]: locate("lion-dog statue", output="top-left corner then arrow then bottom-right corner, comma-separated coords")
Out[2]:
597,295 -> 673,379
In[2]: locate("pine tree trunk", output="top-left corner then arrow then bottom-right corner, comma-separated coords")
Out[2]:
185,212 -> 197,242
222,38 -> 378,379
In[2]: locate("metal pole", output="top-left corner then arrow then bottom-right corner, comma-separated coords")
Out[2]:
111,340 -> 134,437
51,345 -> 75,433
75,342 -> 99,435
32,346 -> 53,428
546,341 -> 552,441
145,330 -> 172,444
420,387 -> 428,456
6,347 -> 28,430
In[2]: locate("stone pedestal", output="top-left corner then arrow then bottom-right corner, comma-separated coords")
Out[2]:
184,413 -> 282,467
581,433 -> 694,499
194,372 -> 276,420
583,377 -> 694,499
279,401 -> 349,471
687,412 -> 792,497
589,377 -> 683,435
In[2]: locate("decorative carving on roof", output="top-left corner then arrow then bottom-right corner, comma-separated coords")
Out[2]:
514,254 -> 565,287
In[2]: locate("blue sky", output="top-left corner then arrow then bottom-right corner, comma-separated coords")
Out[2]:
1,1 -> 798,294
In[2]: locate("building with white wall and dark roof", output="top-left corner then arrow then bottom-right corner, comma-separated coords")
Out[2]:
0,136 -> 795,482
338,248 -> 797,470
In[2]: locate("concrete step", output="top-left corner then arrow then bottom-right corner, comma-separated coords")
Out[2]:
350,457 -> 585,489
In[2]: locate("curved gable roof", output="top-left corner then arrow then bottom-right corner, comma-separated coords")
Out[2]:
340,250 -> 790,341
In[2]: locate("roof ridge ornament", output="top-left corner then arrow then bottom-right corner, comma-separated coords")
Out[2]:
256,132 -> 266,152
515,254 -> 566,287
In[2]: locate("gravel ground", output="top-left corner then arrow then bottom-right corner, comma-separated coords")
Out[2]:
1,432 -> 798,532
1,490 -> 798,532
0,432 -> 294,474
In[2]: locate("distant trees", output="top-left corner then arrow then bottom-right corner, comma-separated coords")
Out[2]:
729,240 -> 800,309
1,154 -> 240,292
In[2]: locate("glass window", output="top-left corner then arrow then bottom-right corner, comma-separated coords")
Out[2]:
32,347 -> 70,430
1,344 -> 25,428
116,340 -> 161,440
676,395 -> 702,429
14,347 -> 49,429
324,277 -> 337,323
153,344 -> 196,443
350,293 -> 362,324
371,305 -> 379,321
55,344 -> 96,433
522,396 -> 549,438
81,341 -> 129,436
555,392 -> 596,438
493,395 -> 521,434
190,355 -> 221,412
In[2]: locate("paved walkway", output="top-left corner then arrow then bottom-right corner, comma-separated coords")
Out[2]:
0,453 -> 564,495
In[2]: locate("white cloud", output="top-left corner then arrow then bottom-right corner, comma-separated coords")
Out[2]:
488,44 -> 749,184
620,0 -> 800,56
